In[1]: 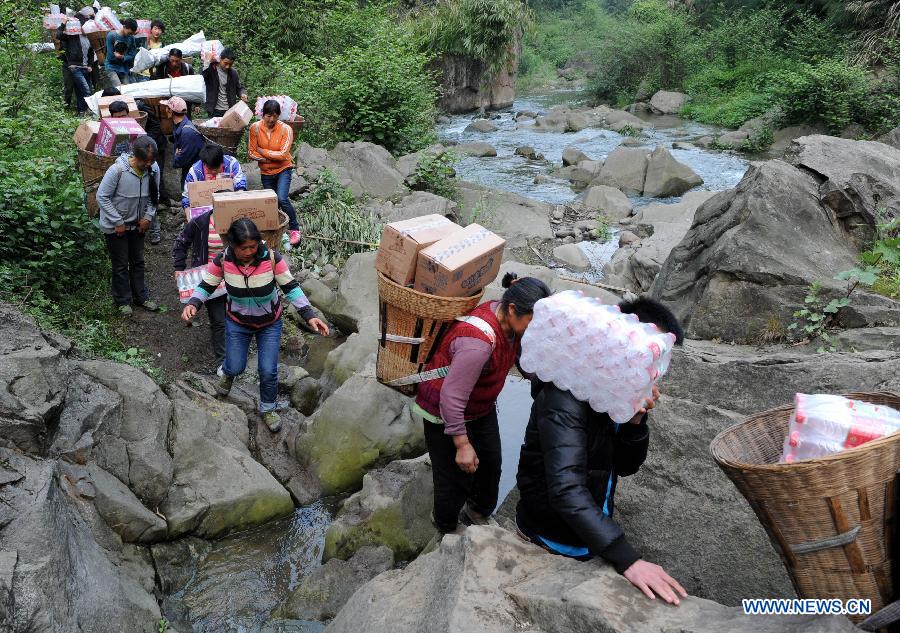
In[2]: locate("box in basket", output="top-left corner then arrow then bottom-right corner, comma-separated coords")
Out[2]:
219,101 -> 253,131
254,96 -> 298,122
376,214 -> 463,286
73,120 -> 101,152
414,223 -> 505,297
212,190 -> 280,233
188,177 -> 234,209
97,95 -> 139,119
94,117 -> 146,157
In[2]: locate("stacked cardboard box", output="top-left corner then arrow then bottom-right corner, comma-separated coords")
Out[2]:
414,223 -> 506,297
375,215 -> 463,286
186,178 -> 234,221
94,117 -> 146,157
212,190 -> 280,233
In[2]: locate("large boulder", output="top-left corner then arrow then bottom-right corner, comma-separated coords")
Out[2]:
878,126 -> 900,150
278,545 -> 394,621
319,318 -> 379,397
327,526 -> 856,633
88,463 -> 167,543
160,383 -> 294,538
396,144 -> 447,180
652,157 -> 899,342
784,135 -> 900,246
561,146 -> 590,167
576,185 -> 633,219
456,142 -> 498,157
649,90 -> 688,114
603,109 -> 647,129
301,251 -> 378,334
551,243 -> 591,272
0,450 -> 162,632
329,141 -> 405,200
465,118 -> 498,133
642,146 -> 703,197
433,53 -> 516,113
292,366 -> 424,496
457,181 -> 552,248
533,114 -> 568,133
379,191 -> 459,224
595,147 -> 649,196
324,455 -> 436,562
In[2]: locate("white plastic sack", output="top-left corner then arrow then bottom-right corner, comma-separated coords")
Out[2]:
95,7 -> 121,31
200,40 -> 223,70
81,19 -> 100,33
86,75 -> 206,115
131,31 -> 205,73
519,291 -> 677,423
27,42 -> 57,53
201,118 -> 222,128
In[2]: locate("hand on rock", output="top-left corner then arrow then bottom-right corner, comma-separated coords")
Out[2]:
623,559 -> 687,605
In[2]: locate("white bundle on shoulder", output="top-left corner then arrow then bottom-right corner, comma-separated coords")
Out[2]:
85,75 -> 207,115
131,31 -> 206,73
519,291 -> 677,423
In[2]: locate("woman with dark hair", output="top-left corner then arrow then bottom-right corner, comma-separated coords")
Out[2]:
96,135 -> 161,316
248,99 -> 301,246
414,272 -> 552,534
181,218 -> 329,431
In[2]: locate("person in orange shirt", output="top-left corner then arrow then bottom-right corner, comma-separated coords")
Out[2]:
248,100 -> 301,246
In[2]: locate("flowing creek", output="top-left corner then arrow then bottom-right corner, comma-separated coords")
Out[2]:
165,89 -> 752,632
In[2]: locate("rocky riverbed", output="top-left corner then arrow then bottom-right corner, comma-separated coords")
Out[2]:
1,89 -> 898,632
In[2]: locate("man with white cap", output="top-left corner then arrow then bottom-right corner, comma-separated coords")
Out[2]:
164,96 -> 205,186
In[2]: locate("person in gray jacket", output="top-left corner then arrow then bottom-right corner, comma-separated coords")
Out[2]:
96,136 -> 161,316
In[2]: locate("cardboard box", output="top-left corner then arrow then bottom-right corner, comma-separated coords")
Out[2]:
414,223 -> 505,297
94,117 -> 146,157
376,214 -> 462,286
97,95 -> 139,119
219,101 -> 253,131
212,190 -> 280,233
187,177 -> 234,209
73,120 -> 101,151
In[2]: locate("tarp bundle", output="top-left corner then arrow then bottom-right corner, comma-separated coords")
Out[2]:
131,31 -> 206,73
86,75 -> 206,115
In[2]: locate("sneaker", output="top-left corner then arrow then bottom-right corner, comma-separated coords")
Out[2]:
459,502 -> 490,527
216,364 -> 225,377
215,374 -> 234,396
118,304 -> 134,317
137,300 -> 159,312
150,235 -> 162,245
262,410 -> 282,432
289,229 -> 302,246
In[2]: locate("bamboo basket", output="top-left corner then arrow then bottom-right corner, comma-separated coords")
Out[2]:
197,122 -> 244,156
142,97 -> 173,135
286,115 -> 305,142
77,147 -> 117,216
86,30 -> 108,65
133,110 -> 148,129
375,272 -> 484,395
259,211 -> 289,249
710,391 -> 900,624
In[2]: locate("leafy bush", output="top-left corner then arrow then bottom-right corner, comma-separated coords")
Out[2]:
419,0 -> 533,72
406,151 -> 460,200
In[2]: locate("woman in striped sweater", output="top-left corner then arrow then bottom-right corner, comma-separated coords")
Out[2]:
181,218 -> 329,431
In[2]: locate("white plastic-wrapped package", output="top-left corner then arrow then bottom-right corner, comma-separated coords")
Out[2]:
519,290 -> 677,423
95,7 -> 121,31
85,75 -> 206,115
200,40 -> 223,69
254,95 -> 298,121
201,118 -> 221,128
81,19 -> 100,33
136,18 -> 151,38
781,394 -> 900,463
131,31 -> 205,73
64,18 -> 82,35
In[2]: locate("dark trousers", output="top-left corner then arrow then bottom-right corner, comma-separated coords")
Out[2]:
70,67 -> 92,114
105,230 -> 148,306
206,295 -> 227,366
180,165 -> 192,188
423,409 -> 502,533
261,168 -> 300,231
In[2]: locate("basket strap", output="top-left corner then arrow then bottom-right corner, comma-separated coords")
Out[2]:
858,599 -> 900,631
789,524 -> 861,555
385,365 -> 451,387
385,333 -> 425,345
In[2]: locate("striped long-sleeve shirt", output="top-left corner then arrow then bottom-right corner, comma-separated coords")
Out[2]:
188,244 -> 315,329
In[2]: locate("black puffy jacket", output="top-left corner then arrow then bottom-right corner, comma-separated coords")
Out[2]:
515,380 -> 649,573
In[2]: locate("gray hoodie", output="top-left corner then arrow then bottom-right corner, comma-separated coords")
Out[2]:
96,153 -> 159,234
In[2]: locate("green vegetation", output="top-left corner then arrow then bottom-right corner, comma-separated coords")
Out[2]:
295,171 -> 382,268
521,0 -> 900,138
788,282 -> 851,353
595,214 -> 612,241
406,151 -> 460,201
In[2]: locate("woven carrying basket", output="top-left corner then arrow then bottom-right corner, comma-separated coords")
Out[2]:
77,148 -> 117,217
142,97 -> 173,135
259,211 -> 289,249
197,122 -> 244,156
86,30 -> 108,65
286,115 -> 305,141
375,272 -> 483,395
710,391 -> 900,623
133,110 -> 148,129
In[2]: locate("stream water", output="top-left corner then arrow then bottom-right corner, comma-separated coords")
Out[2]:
165,89 -> 753,632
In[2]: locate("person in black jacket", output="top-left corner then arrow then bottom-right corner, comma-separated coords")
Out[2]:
172,208 -> 228,372
515,296 -> 688,606
56,11 -> 96,115
202,48 -> 248,117
152,48 -> 193,80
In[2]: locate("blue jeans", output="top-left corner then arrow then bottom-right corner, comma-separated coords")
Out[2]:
261,168 -> 300,231
70,67 -> 92,114
224,317 -> 283,412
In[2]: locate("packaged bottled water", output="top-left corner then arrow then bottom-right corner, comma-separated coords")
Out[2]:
520,290 -> 676,423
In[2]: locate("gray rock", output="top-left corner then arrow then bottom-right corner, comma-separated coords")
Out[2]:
161,383 -> 294,538
784,134 -> 900,246
672,141 -> 698,150
88,463 -> 167,543
327,526 -> 856,633
293,365 -> 424,496
716,130 -> 750,149
619,230 -> 640,246
878,126 -> 900,150
565,111 -> 589,132
533,114 -> 568,133
770,123 -> 827,153
457,181 -> 553,248
567,160 -> 603,188
642,146 -> 704,197
649,90 -> 689,114
329,141 -> 405,200
279,546 -> 394,620
533,174 -> 551,185
604,109 -> 646,129
609,119 -> 646,133
514,145 -> 543,161
302,251 -> 378,334
324,454 -> 436,561
291,377 -> 323,416
652,158 -> 899,342
832,327 -> 900,352
381,191 -> 459,224
295,142 -> 330,175
396,144 -> 447,180
562,235 -> 576,244
456,142 -> 498,157
465,118 -> 498,133
595,147 -> 649,196
552,243 -> 591,272
319,319 -> 378,397
576,185 -> 632,220
695,135 -> 715,148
